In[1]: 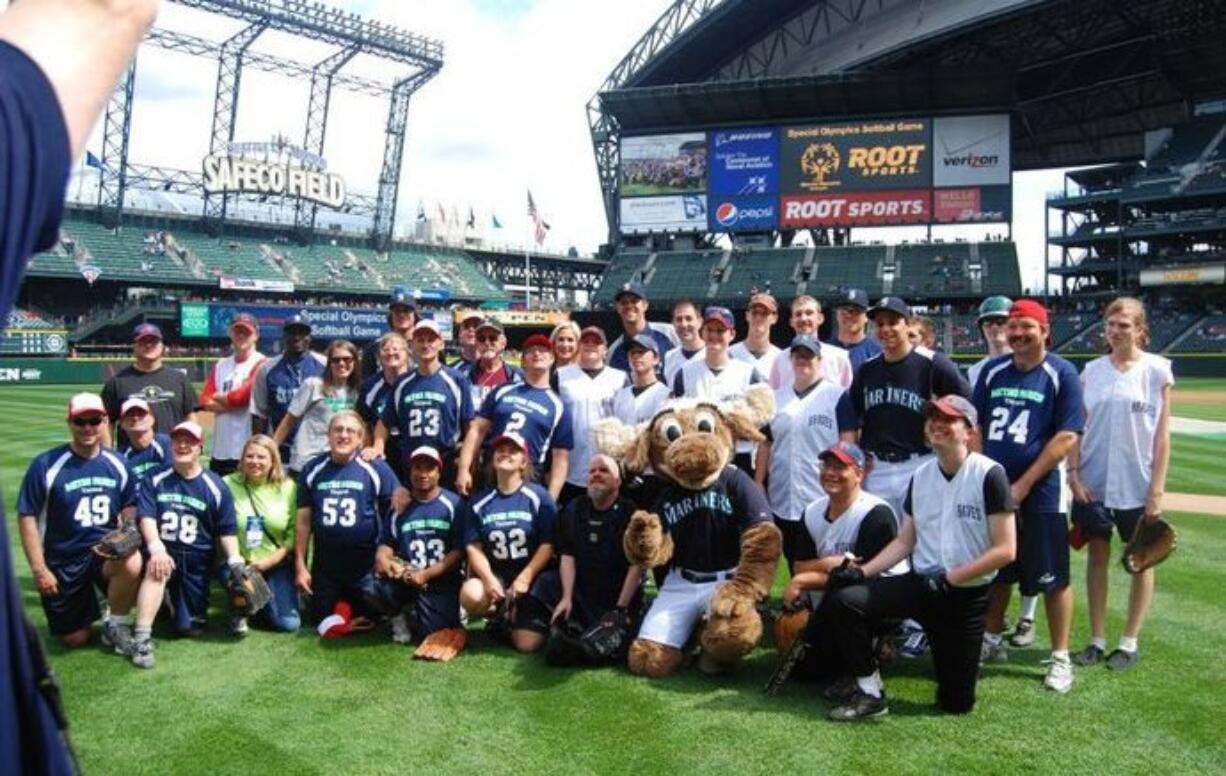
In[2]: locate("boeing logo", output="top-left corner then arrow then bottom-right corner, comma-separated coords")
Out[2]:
715,130 -> 773,147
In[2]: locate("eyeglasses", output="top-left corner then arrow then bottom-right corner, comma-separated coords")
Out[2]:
331,426 -> 362,436
329,356 -> 354,364
72,416 -> 104,427
476,335 -> 500,343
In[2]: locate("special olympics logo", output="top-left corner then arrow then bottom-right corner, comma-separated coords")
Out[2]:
800,143 -> 841,191
715,202 -> 739,227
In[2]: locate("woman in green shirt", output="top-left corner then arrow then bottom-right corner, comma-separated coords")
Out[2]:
224,435 -> 300,634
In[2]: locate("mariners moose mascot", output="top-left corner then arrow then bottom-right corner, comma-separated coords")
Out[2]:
595,386 -> 781,677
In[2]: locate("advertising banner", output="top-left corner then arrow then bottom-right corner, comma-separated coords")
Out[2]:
619,195 -> 708,234
181,302 -> 388,341
219,276 -> 295,294
932,115 -> 1011,187
708,195 -> 778,232
708,127 -> 778,195
932,185 -> 1011,223
780,190 -> 931,228
779,119 -> 931,194
1139,264 -> 1226,287
619,133 -> 708,196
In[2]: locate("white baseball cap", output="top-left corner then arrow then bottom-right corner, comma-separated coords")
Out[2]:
170,420 -> 205,443
67,393 -> 106,419
408,446 -> 442,466
120,397 -> 151,417
411,319 -> 442,338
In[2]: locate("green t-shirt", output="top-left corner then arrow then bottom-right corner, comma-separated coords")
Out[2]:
223,473 -> 298,563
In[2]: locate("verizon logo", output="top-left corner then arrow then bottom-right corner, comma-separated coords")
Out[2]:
943,153 -> 999,168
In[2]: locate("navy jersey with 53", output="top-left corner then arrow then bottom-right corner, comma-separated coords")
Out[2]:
465,484 -> 557,582
299,454 -> 397,579
972,353 -> 1084,513
382,489 -> 469,588
138,468 -> 237,556
18,446 -> 135,562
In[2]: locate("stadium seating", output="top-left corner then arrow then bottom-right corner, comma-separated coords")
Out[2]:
1057,316 -> 1105,353
949,315 -> 985,355
1148,312 -> 1199,351
1169,315 -> 1226,353
719,247 -> 806,305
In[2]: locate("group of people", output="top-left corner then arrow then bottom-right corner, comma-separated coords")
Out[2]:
17,278 -> 1173,721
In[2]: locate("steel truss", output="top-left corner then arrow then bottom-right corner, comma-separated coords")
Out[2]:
104,0 -> 443,246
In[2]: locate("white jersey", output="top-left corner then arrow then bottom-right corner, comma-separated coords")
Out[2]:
767,381 -> 845,521
1078,353 -> 1173,510
769,342 -> 853,390
966,357 -> 990,393
730,341 -> 782,384
909,452 -> 1003,587
556,364 -> 629,486
801,490 -> 908,572
206,351 -> 266,461
663,346 -> 703,388
612,381 -> 671,427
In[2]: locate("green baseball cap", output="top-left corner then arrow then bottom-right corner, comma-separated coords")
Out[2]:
977,296 -> 1013,323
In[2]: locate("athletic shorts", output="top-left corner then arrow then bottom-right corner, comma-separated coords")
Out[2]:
310,568 -> 381,624
995,501 -> 1069,596
773,515 -> 805,572
1072,502 -> 1142,543
499,568 -> 561,635
377,579 -> 462,637
40,552 -> 107,636
636,568 -> 733,649
166,551 -> 213,635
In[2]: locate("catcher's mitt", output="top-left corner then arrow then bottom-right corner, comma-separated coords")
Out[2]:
227,564 -> 272,616
772,607 -> 810,656
92,524 -> 142,560
581,608 -> 633,662
413,628 -> 467,662
1122,516 -> 1177,574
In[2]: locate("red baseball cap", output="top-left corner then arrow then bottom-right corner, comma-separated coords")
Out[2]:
229,313 -> 258,333
522,333 -> 553,352
1009,299 -> 1049,327
408,446 -> 442,466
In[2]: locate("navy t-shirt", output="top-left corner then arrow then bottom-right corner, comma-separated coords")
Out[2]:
831,336 -> 884,374
380,489 -> 468,589
138,468 -> 237,559
465,483 -> 557,582
298,453 -> 396,581
556,495 -> 638,620
653,466 -> 772,572
17,446 -> 135,563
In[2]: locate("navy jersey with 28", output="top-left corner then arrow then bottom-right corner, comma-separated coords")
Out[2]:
137,467 -> 237,556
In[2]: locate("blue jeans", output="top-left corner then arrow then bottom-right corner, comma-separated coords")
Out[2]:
221,563 -> 301,632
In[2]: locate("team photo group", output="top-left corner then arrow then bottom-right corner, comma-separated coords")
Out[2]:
17,281 -> 1177,721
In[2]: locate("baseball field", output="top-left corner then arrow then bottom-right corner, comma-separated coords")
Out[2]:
5,382 -> 1225,774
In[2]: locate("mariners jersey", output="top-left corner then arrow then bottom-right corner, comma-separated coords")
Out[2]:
250,351 -> 327,444
966,356 -> 991,393
730,342 -> 782,385
478,382 -> 573,466
765,381 -> 853,520
381,489 -> 468,588
17,446 -> 135,562
556,364 -> 629,486
382,366 -> 472,458
557,495 -> 637,619
906,452 -> 1014,586
831,336 -> 884,374
612,381 -> 671,426
465,483 -> 557,582
1078,353 -> 1174,510
119,433 -> 171,482
663,346 -> 703,388
770,342 -> 854,390
653,466 -> 772,573
972,353 -> 1084,513
608,322 -> 678,374
138,467 -> 236,558
840,346 -> 971,460
299,453 -> 397,579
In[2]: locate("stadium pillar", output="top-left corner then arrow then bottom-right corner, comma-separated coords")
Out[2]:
371,77 -> 416,250
295,45 -> 361,239
203,22 -> 268,229
98,58 -> 137,227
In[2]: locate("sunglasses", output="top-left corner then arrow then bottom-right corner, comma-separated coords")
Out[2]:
476,335 -> 500,343
72,416 -> 104,427
329,356 -> 355,364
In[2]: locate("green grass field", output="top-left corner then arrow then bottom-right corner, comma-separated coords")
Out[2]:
4,385 -> 1225,774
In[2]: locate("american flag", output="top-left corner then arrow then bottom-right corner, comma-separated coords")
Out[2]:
527,190 -> 550,245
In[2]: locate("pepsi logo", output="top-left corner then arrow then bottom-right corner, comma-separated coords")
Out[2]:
715,202 -> 739,226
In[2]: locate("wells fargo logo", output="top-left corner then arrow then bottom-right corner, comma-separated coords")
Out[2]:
848,144 -> 926,178
799,143 -> 841,191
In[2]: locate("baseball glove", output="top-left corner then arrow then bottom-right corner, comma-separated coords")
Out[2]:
1122,516 -> 1177,574
91,524 -> 142,560
384,555 -> 420,584
227,564 -> 272,616
413,628 -> 468,662
772,607 -> 810,656
581,608 -> 633,662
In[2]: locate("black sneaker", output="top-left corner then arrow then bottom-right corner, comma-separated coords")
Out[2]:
820,676 -> 858,703
1072,644 -> 1105,667
829,689 -> 888,722
1106,649 -> 1138,671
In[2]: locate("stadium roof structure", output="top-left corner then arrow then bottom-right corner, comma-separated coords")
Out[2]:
589,0 -> 1226,236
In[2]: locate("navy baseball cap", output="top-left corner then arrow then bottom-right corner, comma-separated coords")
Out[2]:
923,395 -> 979,427
789,333 -> 822,356
868,296 -> 912,320
283,315 -> 311,333
389,286 -> 417,309
819,441 -> 867,469
703,306 -> 735,330
836,288 -> 870,311
614,281 -> 647,302
132,322 -> 162,341
627,333 -> 660,355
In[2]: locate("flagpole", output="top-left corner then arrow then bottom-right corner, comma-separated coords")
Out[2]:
524,221 -> 532,309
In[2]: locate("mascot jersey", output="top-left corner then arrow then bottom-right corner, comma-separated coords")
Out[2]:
653,466 -> 772,573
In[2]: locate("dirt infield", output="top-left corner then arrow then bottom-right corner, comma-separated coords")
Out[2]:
1172,389 -> 1226,404
1166,492 -> 1226,516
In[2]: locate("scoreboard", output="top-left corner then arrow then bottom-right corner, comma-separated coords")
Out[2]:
0,330 -> 68,355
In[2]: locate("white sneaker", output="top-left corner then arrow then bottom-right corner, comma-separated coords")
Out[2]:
1009,617 -> 1036,647
391,614 -> 412,645
1043,657 -> 1074,694
980,639 -> 1009,663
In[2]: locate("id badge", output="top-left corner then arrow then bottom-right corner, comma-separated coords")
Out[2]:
245,515 -> 265,550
